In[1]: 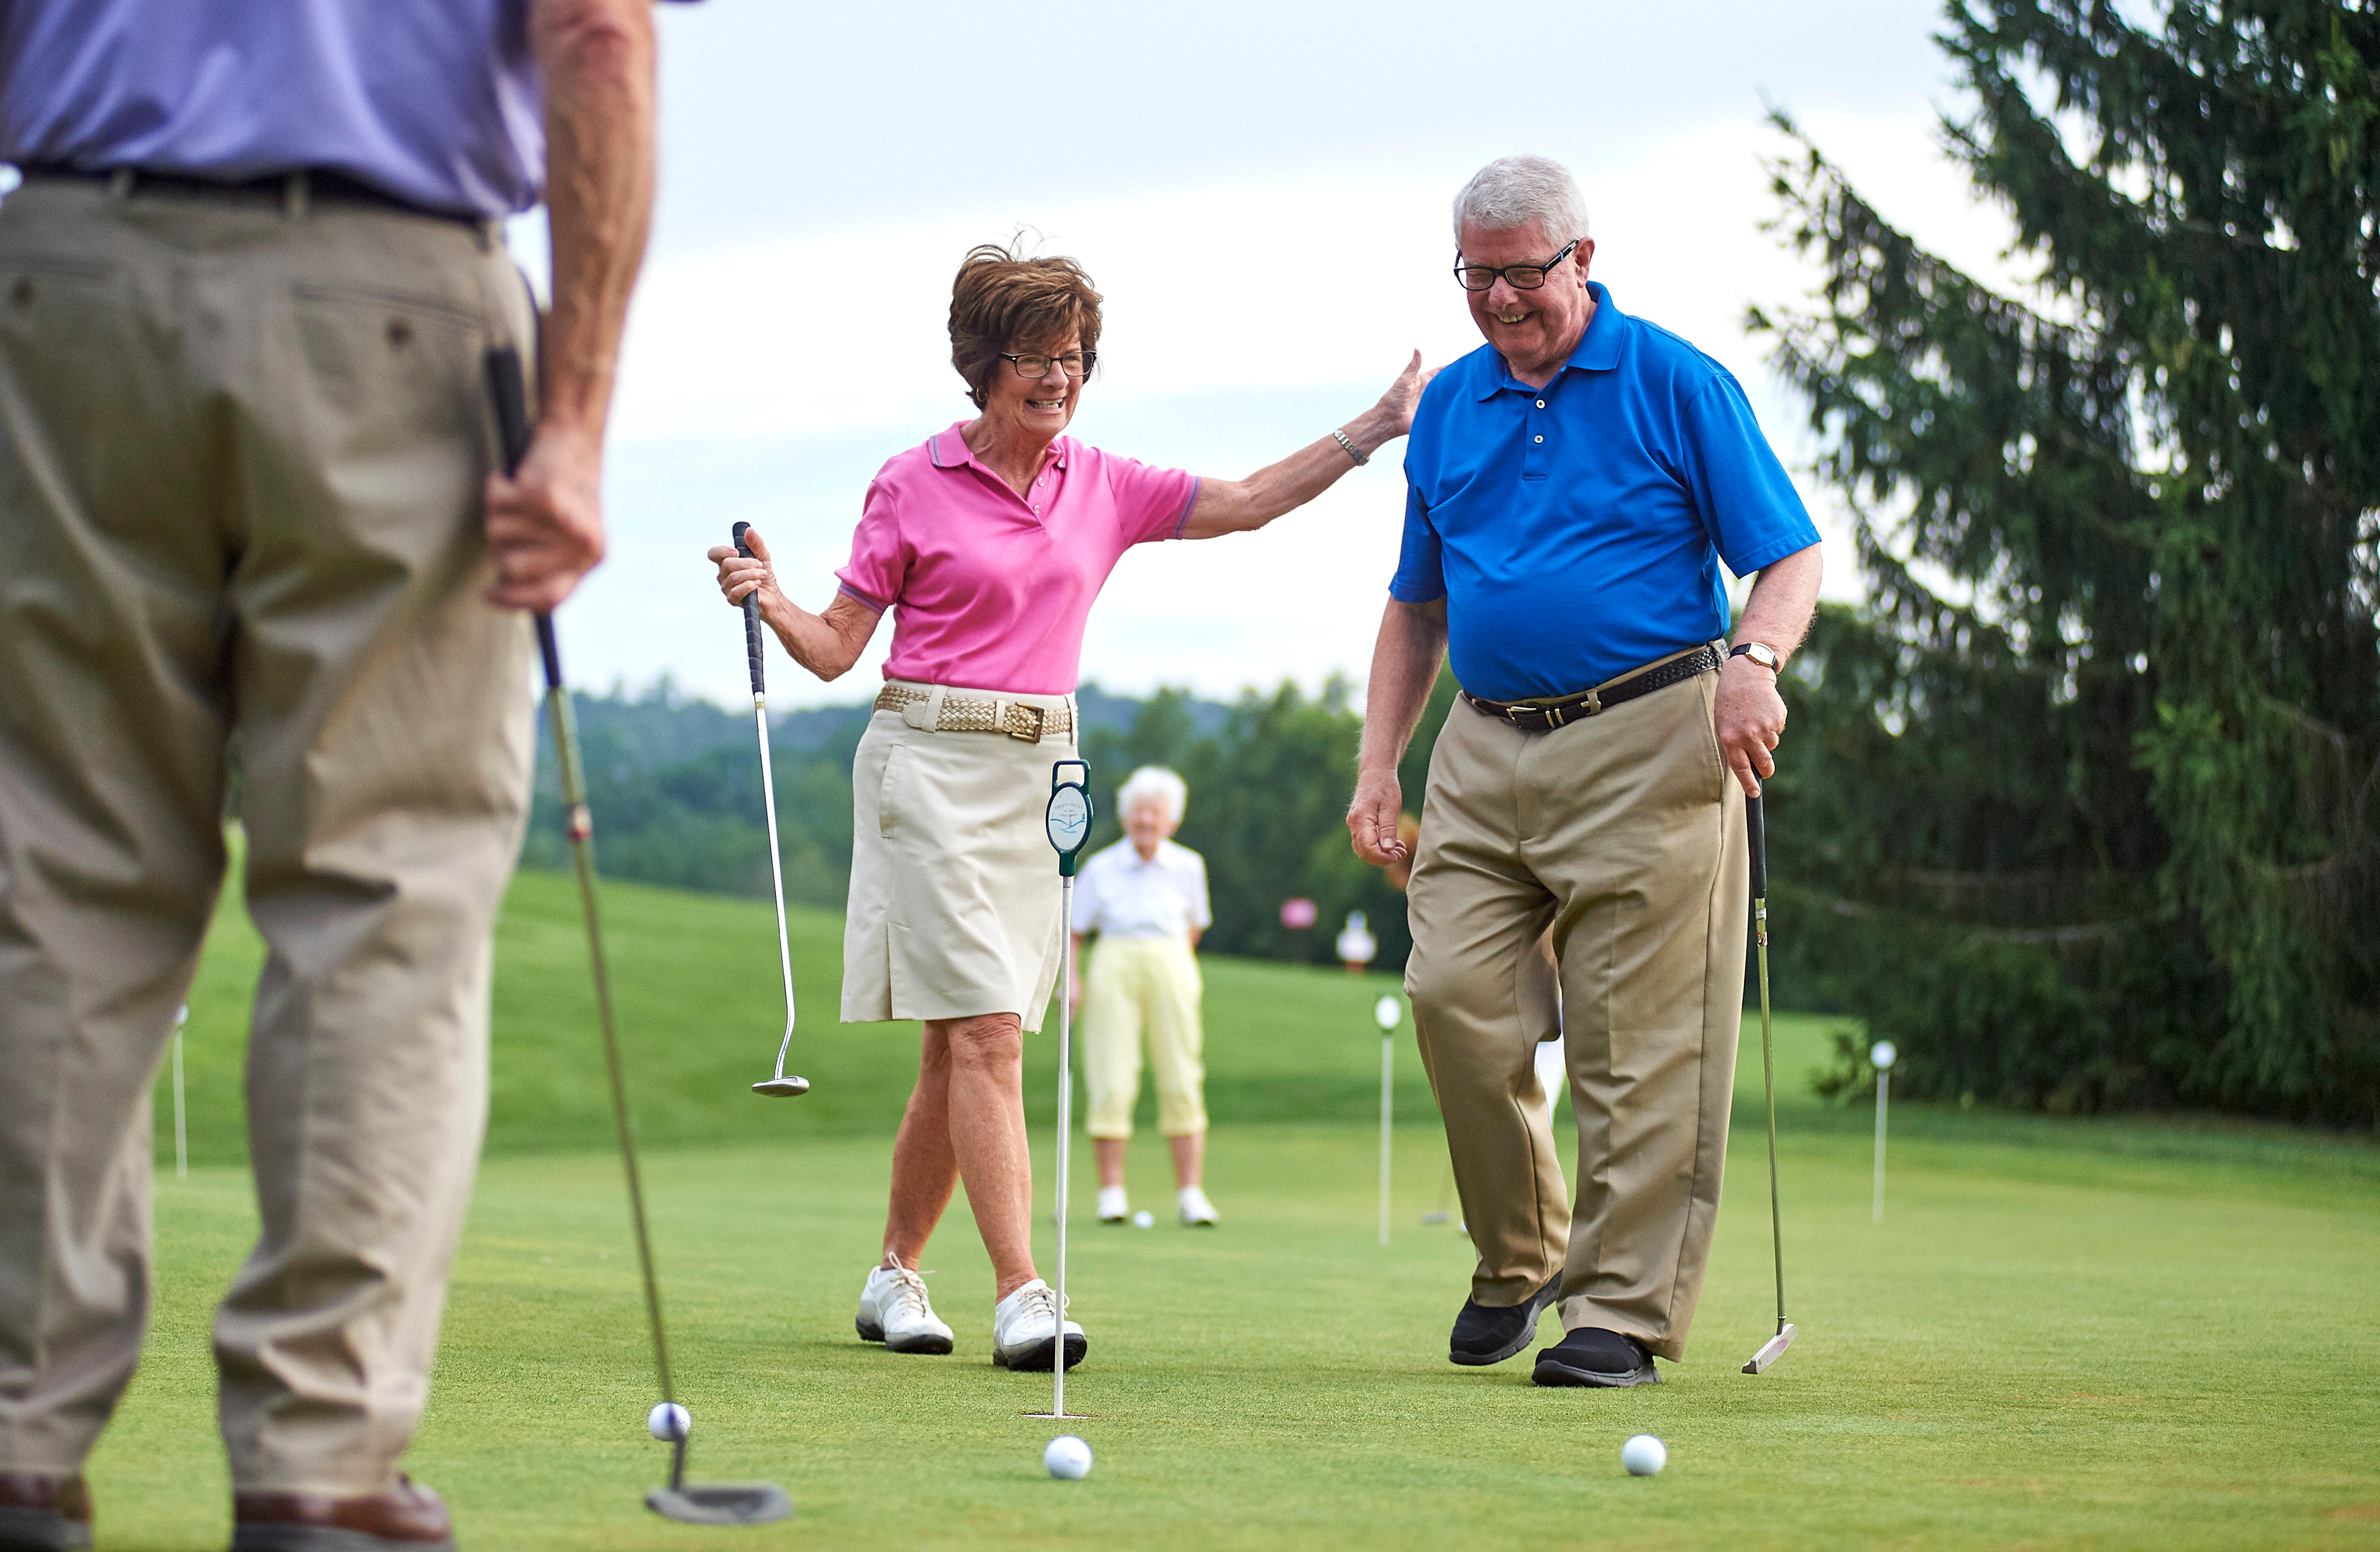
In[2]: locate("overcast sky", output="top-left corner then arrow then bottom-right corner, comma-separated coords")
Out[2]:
544,0 -> 2027,709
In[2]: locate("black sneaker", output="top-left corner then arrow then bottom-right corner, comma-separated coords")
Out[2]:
1532,1326 -> 1662,1387
1447,1273 -> 1563,1367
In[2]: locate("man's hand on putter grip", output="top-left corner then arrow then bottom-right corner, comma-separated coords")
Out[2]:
1346,767 -> 1408,867
1714,653 -> 1786,797
485,421 -> 607,612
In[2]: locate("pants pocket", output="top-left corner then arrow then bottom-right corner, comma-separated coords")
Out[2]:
877,743 -> 909,838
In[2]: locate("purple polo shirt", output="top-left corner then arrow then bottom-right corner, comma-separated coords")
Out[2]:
837,423 -> 1200,697
0,0 -> 556,216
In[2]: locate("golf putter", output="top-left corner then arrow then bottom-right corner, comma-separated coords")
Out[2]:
1741,792 -> 1798,1374
732,521 -> 809,1098
486,349 -> 791,1526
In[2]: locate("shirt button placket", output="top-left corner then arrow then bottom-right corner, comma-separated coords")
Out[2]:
1523,393 -> 1550,480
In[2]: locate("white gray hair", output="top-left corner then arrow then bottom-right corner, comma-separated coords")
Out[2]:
1451,155 -> 1589,248
1116,765 -> 1187,827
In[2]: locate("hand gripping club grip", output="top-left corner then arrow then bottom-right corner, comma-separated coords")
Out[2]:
482,345 -> 562,694
731,521 -> 765,698
1747,792 -> 1768,901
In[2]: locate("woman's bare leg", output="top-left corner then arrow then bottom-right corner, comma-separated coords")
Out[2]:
882,1012 -> 1037,1299
882,1025 -> 960,1269
1167,1131 -> 1204,1190
1094,1138 -> 1128,1188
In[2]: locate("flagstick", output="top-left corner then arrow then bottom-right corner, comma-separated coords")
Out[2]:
172,1004 -> 189,1181
1871,1040 -> 1897,1223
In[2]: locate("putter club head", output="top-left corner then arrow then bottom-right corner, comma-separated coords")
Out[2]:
645,1482 -> 792,1526
751,1075 -> 810,1098
1741,1321 -> 1799,1374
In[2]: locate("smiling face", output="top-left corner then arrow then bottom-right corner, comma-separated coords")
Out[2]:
978,331 -> 1084,447
1125,794 -> 1178,859
1459,219 -> 1595,383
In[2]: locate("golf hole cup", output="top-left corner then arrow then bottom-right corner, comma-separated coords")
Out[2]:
1044,1435 -> 1093,1480
1621,1434 -> 1666,1477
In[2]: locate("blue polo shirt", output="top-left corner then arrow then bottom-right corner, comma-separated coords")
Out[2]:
1391,283 -> 1818,702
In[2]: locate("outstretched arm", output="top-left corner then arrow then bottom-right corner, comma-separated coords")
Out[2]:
1180,353 -> 1436,539
1715,541 -> 1823,797
1347,596 -> 1448,865
707,525 -> 882,682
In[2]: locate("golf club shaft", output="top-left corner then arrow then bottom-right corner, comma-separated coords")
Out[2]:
753,706 -> 798,1072
488,346 -> 675,1407
1055,874 -> 1073,1420
1748,793 -> 1785,1334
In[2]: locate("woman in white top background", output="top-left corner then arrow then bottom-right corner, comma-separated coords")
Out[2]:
1068,766 -> 1218,1226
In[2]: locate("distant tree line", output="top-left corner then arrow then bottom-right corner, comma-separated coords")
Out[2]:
525,673 -> 1459,973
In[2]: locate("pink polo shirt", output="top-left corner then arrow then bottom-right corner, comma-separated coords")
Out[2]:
835,422 -> 1201,696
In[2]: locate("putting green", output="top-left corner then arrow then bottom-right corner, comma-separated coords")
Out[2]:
106,867 -> 2380,1549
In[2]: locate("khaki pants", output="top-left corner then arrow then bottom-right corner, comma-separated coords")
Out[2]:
1081,935 -> 1206,1138
0,180 -> 536,1492
1404,659 -> 1745,1361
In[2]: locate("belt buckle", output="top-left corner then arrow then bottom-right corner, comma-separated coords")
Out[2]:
1008,704 -> 1047,742
1583,687 -> 1601,716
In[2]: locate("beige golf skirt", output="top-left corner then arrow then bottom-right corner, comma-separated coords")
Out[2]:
841,680 -> 1080,1030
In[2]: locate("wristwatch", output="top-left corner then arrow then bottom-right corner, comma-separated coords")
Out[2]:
1728,641 -> 1781,672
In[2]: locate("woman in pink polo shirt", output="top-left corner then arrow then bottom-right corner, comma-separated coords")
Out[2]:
709,241 -> 1425,1377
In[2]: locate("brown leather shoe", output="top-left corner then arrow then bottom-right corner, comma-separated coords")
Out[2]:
0,1472 -> 93,1552
231,1474 -> 454,1550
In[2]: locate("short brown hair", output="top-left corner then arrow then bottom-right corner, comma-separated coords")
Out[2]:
948,240 -> 1103,409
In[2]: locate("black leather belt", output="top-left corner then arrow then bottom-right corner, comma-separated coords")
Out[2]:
17,163 -> 483,228
1461,643 -> 1723,732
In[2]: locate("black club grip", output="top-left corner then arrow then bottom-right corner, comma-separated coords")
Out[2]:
731,521 -> 765,698
483,346 -> 562,692
1747,792 -> 1768,900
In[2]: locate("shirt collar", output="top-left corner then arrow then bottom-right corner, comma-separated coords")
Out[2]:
1473,282 -> 1624,400
926,420 -> 1073,474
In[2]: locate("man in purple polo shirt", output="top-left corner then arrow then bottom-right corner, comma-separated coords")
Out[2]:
1347,155 -> 1823,1388
0,4 -> 661,1546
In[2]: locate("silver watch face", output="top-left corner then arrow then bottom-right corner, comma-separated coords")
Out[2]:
1045,786 -> 1091,853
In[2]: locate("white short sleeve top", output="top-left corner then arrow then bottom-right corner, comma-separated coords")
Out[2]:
1070,838 -> 1211,941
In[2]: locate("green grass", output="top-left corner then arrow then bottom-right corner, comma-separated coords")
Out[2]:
110,865 -> 2380,1550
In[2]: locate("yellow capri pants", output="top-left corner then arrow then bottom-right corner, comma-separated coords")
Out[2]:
1082,935 -> 1207,1139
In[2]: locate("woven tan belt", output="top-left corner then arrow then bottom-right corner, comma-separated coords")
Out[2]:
875,684 -> 1074,741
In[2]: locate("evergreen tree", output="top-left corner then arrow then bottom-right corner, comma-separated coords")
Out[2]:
1756,0 -> 2380,1125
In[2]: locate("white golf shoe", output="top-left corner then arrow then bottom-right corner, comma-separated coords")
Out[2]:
855,1257 -> 953,1354
1096,1185 -> 1130,1223
1178,1185 -> 1219,1226
990,1279 -> 1086,1372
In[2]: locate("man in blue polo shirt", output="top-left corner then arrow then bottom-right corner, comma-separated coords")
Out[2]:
0,4 -> 664,1546
1348,155 -> 1822,1388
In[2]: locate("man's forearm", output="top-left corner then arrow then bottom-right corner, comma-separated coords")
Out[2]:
532,0 -> 655,438
1359,598 -> 1448,772
1733,543 -> 1823,663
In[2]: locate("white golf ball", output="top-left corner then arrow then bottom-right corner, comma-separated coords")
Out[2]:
1132,1210 -> 1155,1229
1043,1435 -> 1093,1480
1621,1434 -> 1666,1477
647,1402 -> 690,1442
